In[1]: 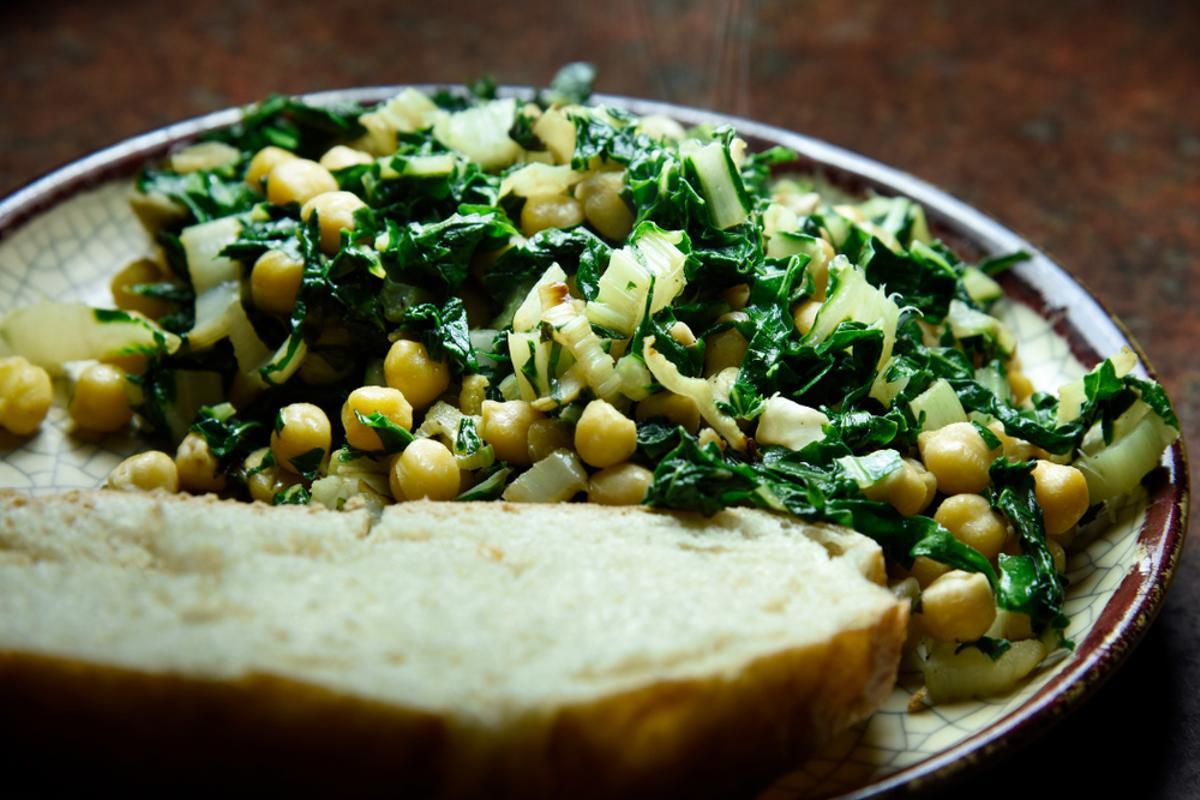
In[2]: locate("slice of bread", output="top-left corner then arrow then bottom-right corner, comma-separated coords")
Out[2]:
0,490 -> 907,797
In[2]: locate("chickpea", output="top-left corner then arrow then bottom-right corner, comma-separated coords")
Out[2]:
588,462 -> 654,506
175,432 -> 226,494
106,451 -> 178,493
919,570 -> 997,642
245,146 -> 297,191
520,194 -> 584,237
1032,460 -> 1090,538
907,556 -> 950,589
111,258 -> 171,319
389,438 -> 460,501
720,283 -> 750,311
340,386 -> 414,452
69,362 -> 133,433
266,158 -> 337,206
458,375 -> 490,416
270,403 -> 332,475
986,420 -> 1046,461
634,391 -> 701,434
573,171 -> 633,240
791,300 -> 821,335
1047,538 -> 1068,573
480,400 -> 542,466
0,356 -> 53,436
527,418 -> 573,463
1009,370 -> 1034,405
300,190 -> 367,255
917,422 -> 1001,495
251,250 -> 304,316
704,327 -> 748,376
319,145 -> 374,172
384,340 -> 450,411
244,447 -> 298,504
864,458 -> 936,517
574,399 -> 637,468
934,494 -> 1008,561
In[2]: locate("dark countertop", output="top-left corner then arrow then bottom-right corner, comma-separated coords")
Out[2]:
2,1 -> 1196,796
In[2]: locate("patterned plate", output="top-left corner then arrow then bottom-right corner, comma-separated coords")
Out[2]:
0,90 -> 1188,798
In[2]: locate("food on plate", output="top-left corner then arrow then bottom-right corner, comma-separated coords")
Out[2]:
0,490 -> 907,797
0,61 -> 1181,717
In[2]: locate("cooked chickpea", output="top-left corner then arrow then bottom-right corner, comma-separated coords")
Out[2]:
244,447 -> 298,504
110,258 -> 171,319
0,356 -> 53,436
934,493 -> 1008,561
384,340 -> 450,411
703,327 -> 748,376
573,171 -> 633,240
574,399 -> 637,469
907,556 -> 951,589
917,422 -> 1001,495
251,249 -> 304,316
175,432 -> 226,494
1009,370 -> 1034,405
340,386 -> 414,451
389,438 -> 460,501
270,403 -> 332,475
319,145 -> 374,171
634,391 -> 701,434
480,400 -> 542,466
720,283 -> 750,311
458,375 -> 490,416
69,362 -> 133,433
1047,539 -> 1067,573
987,420 -> 1046,461
588,462 -> 654,506
106,451 -> 178,493
266,158 -> 337,206
520,194 -> 584,237
919,570 -> 997,642
864,458 -> 936,517
245,146 -> 297,191
1032,460 -> 1090,538
527,418 -> 573,463
792,300 -> 822,335
300,190 -> 367,255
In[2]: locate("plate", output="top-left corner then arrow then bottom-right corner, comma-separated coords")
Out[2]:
0,88 -> 1188,798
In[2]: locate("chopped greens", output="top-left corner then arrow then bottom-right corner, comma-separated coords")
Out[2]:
34,68 -> 1177,705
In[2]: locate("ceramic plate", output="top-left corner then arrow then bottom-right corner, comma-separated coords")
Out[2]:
0,89 -> 1188,798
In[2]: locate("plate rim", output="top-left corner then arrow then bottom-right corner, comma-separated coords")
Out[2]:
0,86 -> 1189,798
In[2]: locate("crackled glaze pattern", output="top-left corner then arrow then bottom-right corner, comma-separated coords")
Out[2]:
0,179 -> 1156,798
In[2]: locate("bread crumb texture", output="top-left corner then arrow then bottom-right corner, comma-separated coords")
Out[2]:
0,490 -> 907,797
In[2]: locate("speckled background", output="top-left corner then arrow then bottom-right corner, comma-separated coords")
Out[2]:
1,0 -> 1196,795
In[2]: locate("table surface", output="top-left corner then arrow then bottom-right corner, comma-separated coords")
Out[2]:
2,1 -> 1196,796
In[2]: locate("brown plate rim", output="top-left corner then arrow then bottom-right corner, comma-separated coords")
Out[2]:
0,87 -> 1189,798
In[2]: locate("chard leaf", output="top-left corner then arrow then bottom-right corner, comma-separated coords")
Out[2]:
989,458 -> 1067,633
288,447 -> 327,482
398,297 -> 478,373
272,484 -> 311,505
354,411 -> 415,454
